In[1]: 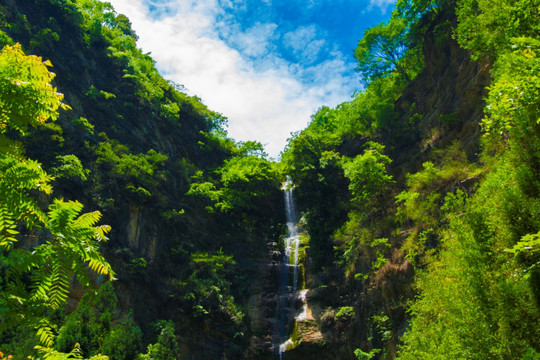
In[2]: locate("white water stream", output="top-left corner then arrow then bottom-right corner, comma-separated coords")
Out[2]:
275,177 -> 304,359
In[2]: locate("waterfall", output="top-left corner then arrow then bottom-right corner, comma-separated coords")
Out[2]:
275,176 -> 302,358
284,176 -> 300,293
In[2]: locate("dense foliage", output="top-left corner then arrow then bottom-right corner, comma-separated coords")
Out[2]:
281,0 -> 539,358
0,41 -> 113,359
0,0 -> 538,358
0,0 -> 282,358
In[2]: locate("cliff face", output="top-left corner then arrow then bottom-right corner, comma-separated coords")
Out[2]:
390,30 -> 490,170
0,0 -> 283,358
0,0 -> 500,358
282,10 -> 492,360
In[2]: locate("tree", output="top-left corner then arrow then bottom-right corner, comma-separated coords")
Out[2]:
138,322 -> 180,360
354,18 -> 414,85
342,142 -> 393,210
456,0 -> 540,60
179,251 -> 242,322
188,152 -> 280,216
0,43 -> 70,150
481,37 -> 540,142
0,43 -> 113,358
56,282 -> 142,358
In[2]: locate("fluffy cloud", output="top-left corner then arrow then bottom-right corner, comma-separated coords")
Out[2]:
108,0 -> 358,158
369,0 -> 396,13
282,25 -> 326,64
219,22 -> 279,58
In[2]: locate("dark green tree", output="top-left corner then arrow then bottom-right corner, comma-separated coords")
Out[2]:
138,322 -> 180,360
0,43 -> 113,358
354,18 -> 414,84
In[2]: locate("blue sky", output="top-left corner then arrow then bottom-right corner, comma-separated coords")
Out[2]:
106,0 -> 395,158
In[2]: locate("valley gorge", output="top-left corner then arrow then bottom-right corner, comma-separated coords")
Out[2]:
0,0 -> 538,359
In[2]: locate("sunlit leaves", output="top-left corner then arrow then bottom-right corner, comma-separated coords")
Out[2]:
33,342 -> 109,360
0,41 -> 114,357
46,199 -> 114,281
0,155 -> 52,240
219,155 -> 275,187
482,37 -> 540,139
398,151 -> 540,359
188,154 -> 280,213
355,18 -> 411,84
506,231 -> 540,279
0,205 -> 18,249
399,197 -> 539,359
456,0 -> 540,60
0,43 -> 69,136
342,142 -> 393,206
36,321 -> 55,348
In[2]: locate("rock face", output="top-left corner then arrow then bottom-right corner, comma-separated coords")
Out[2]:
1,1 -> 286,358
279,9 -> 491,360
245,242 -> 285,359
388,16 -> 490,171
296,319 -> 324,344
0,0 -> 495,358
281,289 -> 325,359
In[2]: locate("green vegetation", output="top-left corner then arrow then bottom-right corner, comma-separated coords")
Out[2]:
0,41 -> 113,359
55,282 -> 141,359
138,321 -> 180,360
281,0 -> 539,358
0,0 -> 538,358
354,18 -> 416,84
342,142 -> 394,211
0,0 -> 281,358
396,1 -> 540,356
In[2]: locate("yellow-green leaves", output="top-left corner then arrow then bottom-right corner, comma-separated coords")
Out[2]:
342,142 -> 393,205
188,154 -> 280,214
0,43 -> 69,135
0,205 -> 18,249
46,199 -> 115,283
456,0 -> 540,60
0,156 -> 53,237
0,43 -> 114,357
482,37 -> 540,139
506,231 -> 540,279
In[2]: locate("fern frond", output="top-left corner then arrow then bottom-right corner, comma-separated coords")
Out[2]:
85,250 -> 115,280
34,343 -> 84,360
36,321 -> 55,348
0,154 -> 51,229
72,210 -> 102,229
27,246 -> 52,302
0,204 -> 18,250
34,322 -> 86,359
94,225 -> 111,242
47,199 -> 84,234
30,270 -> 52,303
46,200 -> 114,281
47,249 -> 72,309
1,156 -> 53,195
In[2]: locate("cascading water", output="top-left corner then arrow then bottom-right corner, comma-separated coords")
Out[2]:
284,177 -> 300,293
274,176 -> 302,359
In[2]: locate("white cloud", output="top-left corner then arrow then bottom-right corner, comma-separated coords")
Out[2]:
368,0 -> 396,14
108,0 -> 357,158
220,22 -> 278,58
282,25 -> 326,64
